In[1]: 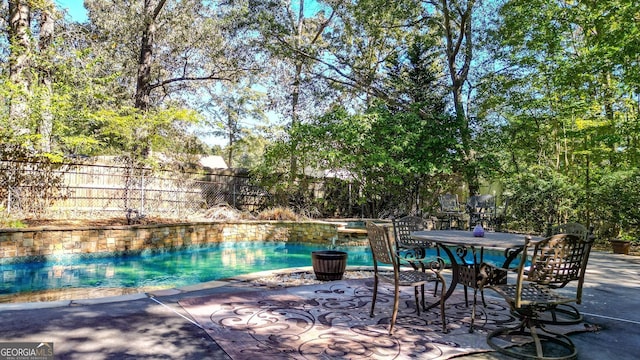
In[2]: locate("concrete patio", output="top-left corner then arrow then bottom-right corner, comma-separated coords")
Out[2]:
0,250 -> 638,359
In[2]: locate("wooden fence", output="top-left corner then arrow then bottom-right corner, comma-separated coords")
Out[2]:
0,161 -> 269,218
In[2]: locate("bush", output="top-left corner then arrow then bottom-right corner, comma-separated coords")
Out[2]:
0,138 -> 69,218
504,166 -> 581,234
255,207 -> 302,221
591,169 -> 640,240
0,211 -> 26,229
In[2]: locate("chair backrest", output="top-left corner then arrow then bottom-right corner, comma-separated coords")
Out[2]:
439,194 -> 461,212
549,222 -> 589,241
366,222 -> 398,270
392,216 -> 427,248
516,233 -> 594,306
496,196 -> 509,215
466,194 -> 496,214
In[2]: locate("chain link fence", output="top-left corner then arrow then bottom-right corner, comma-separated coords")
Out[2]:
1,161 -> 270,219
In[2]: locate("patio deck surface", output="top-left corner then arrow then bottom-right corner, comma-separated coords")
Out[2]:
0,251 -> 638,359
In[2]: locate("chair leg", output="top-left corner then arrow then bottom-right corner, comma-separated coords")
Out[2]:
370,276 -> 379,318
435,272 -> 448,333
469,287 -> 478,333
389,283 -> 401,334
542,304 -> 583,325
464,285 -> 469,306
487,316 -> 578,360
469,286 -> 489,333
433,247 -> 441,297
509,305 -> 583,326
417,262 -> 428,309
414,286 -> 421,316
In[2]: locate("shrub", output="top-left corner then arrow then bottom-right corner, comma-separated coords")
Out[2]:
255,207 -> 302,221
503,166 -> 581,234
0,212 -> 26,229
591,169 -> 640,240
0,138 -> 69,218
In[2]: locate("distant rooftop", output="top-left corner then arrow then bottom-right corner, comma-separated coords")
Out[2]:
199,155 -> 228,169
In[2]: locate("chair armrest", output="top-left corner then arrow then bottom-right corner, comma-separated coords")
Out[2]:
423,257 -> 446,274
400,257 -> 446,275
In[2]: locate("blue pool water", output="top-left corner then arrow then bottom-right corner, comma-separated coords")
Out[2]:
0,242 -> 373,296
0,242 -> 520,296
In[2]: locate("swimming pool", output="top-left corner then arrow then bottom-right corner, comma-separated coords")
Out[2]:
0,242 -> 374,297
0,240 -> 523,300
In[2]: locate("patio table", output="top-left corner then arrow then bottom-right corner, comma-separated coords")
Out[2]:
410,230 -> 541,330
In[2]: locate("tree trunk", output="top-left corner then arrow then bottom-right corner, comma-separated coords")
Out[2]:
289,61 -> 302,183
8,0 -> 32,129
227,111 -> 235,168
134,23 -> 154,111
135,0 -> 167,111
133,0 -> 167,159
288,0 -> 305,186
37,3 -> 55,152
440,0 -> 478,195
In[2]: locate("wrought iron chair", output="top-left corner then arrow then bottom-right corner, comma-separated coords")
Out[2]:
392,216 -> 443,302
466,194 -> 496,230
483,233 -> 593,360
366,222 -> 447,334
392,216 -> 429,259
542,222 -> 592,324
493,196 -> 510,232
438,194 -> 465,229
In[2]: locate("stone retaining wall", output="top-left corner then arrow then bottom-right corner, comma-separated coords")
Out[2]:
0,221 -> 341,263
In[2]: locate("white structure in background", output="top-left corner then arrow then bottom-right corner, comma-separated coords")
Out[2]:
199,155 -> 228,169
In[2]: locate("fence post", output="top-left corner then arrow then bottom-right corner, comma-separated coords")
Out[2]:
233,177 -> 237,208
7,185 -> 11,214
141,172 -> 145,214
6,170 -> 12,214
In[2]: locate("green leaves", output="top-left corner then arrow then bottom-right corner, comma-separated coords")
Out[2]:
592,169 -> 640,239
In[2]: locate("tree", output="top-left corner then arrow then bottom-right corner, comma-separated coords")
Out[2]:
416,0 -> 481,195
85,0 -> 257,107
5,0 -> 58,151
247,0 -> 338,183
200,82 -> 267,167
83,0 -> 258,159
36,0 -> 55,151
258,29 -> 456,216
134,0 -> 168,111
7,0 -> 31,128
473,0 -> 640,234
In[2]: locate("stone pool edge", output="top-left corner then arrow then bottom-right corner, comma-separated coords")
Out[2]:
0,220 -> 380,264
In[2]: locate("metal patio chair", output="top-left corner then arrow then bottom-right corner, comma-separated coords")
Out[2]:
438,194 -> 465,229
493,196 -> 510,232
483,233 -> 594,360
543,222 -> 593,324
466,194 -> 496,230
392,216 -> 429,260
392,215 -> 444,301
366,222 -> 447,334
